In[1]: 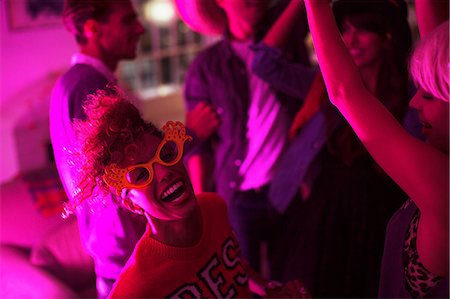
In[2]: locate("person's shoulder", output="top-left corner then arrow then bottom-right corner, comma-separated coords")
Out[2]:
190,39 -> 227,64
60,64 -> 107,84
55,64 -> 109,95
197,193 -> 230,230
185,40 -> 230,80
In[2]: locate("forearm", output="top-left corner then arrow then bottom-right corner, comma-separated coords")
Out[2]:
187,153 -> 214,194
304,0 -> 449,217
415,0 -> 449,37
304,1 -> 390,142
264,0 -> 304,49
304,1 -> 366,104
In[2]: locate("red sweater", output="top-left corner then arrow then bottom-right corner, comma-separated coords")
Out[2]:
109,193 -> 251,298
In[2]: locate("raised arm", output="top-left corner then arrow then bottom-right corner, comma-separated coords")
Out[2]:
303,1 -> 448,269
415,0 -> 449,37
263,0 -> 305,49
251,0 -> 316,99
187,153 -> 214,194
183,54 -> 218,194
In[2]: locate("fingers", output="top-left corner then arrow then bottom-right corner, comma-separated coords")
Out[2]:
192,103 -> 219,122
197,104 -> 220,127
186,102 -> 221,140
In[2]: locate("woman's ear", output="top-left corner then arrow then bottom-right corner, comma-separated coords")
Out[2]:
122,194 -> 145,215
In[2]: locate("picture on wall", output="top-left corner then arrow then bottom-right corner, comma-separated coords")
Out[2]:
7,0 -> 64,30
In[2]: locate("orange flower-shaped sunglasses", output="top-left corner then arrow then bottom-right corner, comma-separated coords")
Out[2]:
103,121 -> 192,194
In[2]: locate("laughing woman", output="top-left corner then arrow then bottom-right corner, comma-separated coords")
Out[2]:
303,0 -> 448,298
65,87 -> 308,298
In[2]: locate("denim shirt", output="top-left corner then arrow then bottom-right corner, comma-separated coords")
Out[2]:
183,38 -> 308,202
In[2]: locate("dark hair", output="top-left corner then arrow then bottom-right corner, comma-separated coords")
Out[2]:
62,0 -> 116,44
68,86 -> 162,213
328,0 -> 413,165
333,0 -> 412,118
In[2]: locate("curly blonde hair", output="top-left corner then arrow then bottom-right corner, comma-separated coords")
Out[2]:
66,86 -> 162,214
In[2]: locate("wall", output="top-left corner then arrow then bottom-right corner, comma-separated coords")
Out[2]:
141,90 -> 185,127
0,0 -> 77,183
0,1 -> 187,184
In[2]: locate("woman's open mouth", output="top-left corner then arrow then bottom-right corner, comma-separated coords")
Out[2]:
161,180 -> 187,202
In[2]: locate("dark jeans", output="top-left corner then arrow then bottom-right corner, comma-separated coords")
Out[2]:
227,186 -> 283,279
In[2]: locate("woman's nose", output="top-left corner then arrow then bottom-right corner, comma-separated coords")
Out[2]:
153,163 -> 174,184
343,31 -> 356,46
409,91 -> 422,110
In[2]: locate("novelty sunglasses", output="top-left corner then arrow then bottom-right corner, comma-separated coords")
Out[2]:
103,121 -> 192,194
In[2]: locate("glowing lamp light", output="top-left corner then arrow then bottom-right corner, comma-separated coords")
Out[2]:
143,0 -> 176,27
